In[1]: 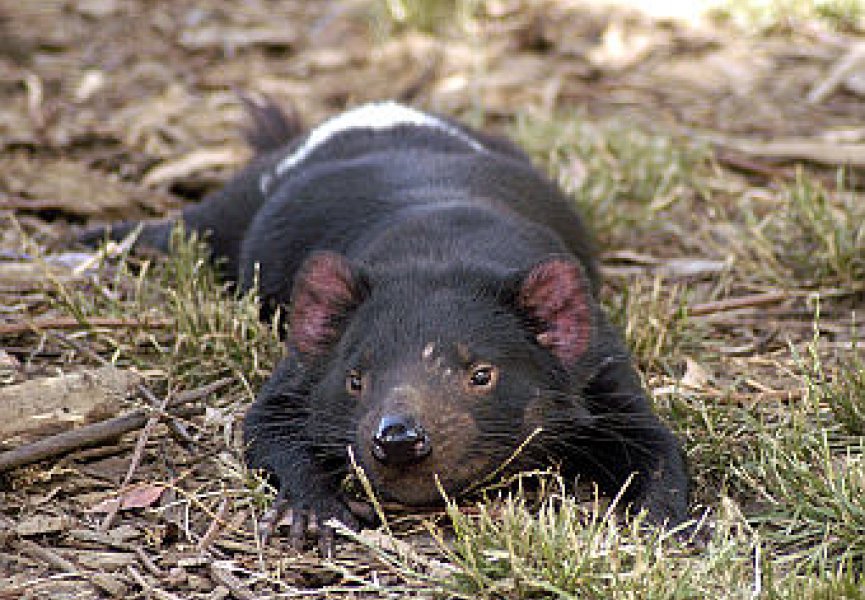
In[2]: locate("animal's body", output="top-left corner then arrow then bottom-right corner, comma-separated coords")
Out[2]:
84,101 -> 688,553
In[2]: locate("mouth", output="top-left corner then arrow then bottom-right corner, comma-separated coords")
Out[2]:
370,433 -> 432,466
350,444 -> 496,506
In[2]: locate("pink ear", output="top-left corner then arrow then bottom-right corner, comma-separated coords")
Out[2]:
290,252 -> 363,355
519,258 -> 592,365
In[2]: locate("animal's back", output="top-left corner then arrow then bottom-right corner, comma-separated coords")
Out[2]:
234,102 -> 598,298
82,101 -> 598,298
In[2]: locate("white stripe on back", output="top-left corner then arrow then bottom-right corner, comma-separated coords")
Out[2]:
274,101 -> 485,176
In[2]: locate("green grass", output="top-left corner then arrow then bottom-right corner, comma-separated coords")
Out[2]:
708,0 -> 865,32
735,327 -> 865,574
826,347 -> 865,436
605,275 -> 698,374
52,225 -> 282,396
368,0 -> 479,35
429,478 -> 754,599
736,170 -> 865,288
510,113 -> 710,248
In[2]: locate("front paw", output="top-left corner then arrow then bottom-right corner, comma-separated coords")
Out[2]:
258,492 -> 363,557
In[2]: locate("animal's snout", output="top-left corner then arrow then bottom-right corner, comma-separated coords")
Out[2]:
371,414 -> 431,466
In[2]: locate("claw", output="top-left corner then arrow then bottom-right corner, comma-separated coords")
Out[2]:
256,493 -> 361,556
318,521 -> 335,558
258,496 -> 292,546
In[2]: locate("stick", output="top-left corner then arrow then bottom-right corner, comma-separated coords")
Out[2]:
0,316 -> 173,336
209,564 -> 257,600
715,151 -> 786,179
100,381 -> 174,531
16,539 -> 127,597
688,291 -> 789,317
197,498 -> 231,553
52,333 -> 195,445
808,42 -> 865,104
0,378 -> 232,472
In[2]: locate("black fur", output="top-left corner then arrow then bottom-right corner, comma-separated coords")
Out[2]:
82,102 -> 689,549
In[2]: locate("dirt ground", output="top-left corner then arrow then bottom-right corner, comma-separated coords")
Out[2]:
1,1 -> 864,598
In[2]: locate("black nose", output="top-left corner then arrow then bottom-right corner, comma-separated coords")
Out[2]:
372,414 -> 431,466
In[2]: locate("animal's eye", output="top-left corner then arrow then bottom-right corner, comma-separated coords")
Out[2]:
346,370 -> 363,395
468,364 -> 498,390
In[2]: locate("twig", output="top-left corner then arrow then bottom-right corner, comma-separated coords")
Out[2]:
209,564 -> 258,600
197,498 -> 232,553
16,539 -> 127,597
0,574 -> 80,599
66,529 -> 165,577
134,546 -> 165,577
0,378 -> 232,472
100,382 -> 174,531
707,135 -> 865,167
688,291 -> 789,317
126,565 -> 182,600
808,42 -> 865,104
0,316 -> 173,336
715,151 -> 787,179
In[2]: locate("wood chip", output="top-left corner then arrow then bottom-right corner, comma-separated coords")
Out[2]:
179,26 -> 297,51
710,135 -> 865,167
15,514 -> 72,537
0,366 -> 140,445
142,147 -> 247,187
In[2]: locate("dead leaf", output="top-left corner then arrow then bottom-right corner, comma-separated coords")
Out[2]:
588,21 -> 662,71
0,350 -> 20,384
88,483 -> 166,513
120,484 -> 167,509
179,26 -> 297,52
680,357 -> 710,390
0,155 -> 176,218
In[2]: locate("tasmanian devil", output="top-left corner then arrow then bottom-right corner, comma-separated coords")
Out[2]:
82,100 -> 689,554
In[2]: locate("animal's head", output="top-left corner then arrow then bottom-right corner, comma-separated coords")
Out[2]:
291,251 -> 595,504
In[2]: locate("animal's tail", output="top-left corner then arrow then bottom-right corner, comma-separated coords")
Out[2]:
239,94 -> 304,153
78,94 -> 304,259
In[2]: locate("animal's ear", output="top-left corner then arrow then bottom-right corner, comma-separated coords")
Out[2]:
515,257 -> 592,366
290,252 -> 366,355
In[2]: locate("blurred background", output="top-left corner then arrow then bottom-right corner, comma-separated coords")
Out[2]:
2,0 -> 865,228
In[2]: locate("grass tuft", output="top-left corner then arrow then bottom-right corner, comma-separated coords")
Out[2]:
511,113 -> 709,248
825,349 -> 865,436
732,323 -> 865,574
368,0 -> 479,35
153,227 -> 282,391
53,224 -> 283,396
734,170 -> 865,288
605,275 -> 696,374
404,474 -> 760,599
708,0 -> 865,32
